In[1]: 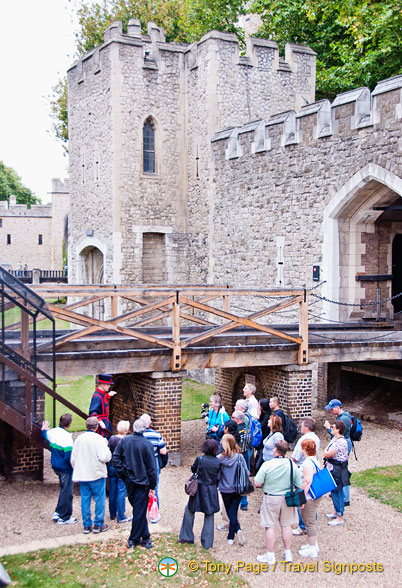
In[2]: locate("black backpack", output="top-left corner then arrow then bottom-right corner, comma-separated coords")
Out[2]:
276,410 -> 298,443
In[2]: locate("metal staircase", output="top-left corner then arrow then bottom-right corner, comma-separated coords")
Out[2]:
0,267 -> 86,450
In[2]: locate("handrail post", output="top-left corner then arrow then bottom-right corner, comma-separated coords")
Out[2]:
21,303 -> 32,433
111,294 -> 118,319
223,287 -> 230,314
298,289 -> 309,365
172,290 -> 181,372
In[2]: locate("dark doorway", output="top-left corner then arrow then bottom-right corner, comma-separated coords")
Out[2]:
392,235 -> 402,313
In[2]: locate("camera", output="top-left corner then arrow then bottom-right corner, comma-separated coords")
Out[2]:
201,402 -> 209,421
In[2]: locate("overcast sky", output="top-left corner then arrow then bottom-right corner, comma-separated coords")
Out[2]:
0,1 -> 80,202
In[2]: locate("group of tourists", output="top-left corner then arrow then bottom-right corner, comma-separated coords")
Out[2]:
42,374 -> 167,549
43,373 -> 353,559
181,384 -> 353,563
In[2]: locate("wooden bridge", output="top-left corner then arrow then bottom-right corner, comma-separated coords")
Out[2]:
6,282 -> 402,378
2,272 -> 402,477
29,284 -> 311,374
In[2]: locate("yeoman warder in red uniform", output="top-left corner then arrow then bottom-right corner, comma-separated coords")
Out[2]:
89,374 -> 117,436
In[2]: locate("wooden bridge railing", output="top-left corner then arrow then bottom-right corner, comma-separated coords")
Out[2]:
32,285 -> 310,371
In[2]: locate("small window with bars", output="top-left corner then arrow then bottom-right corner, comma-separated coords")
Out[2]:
143,118 -> 155,173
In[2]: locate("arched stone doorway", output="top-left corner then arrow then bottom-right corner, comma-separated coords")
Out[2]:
79,245 -> 104,318
322,164 -> 402,321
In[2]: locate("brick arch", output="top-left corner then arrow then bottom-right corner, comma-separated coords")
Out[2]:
322,164 -> 402,321
108,374 -> 138,432
232,368 -> 267,405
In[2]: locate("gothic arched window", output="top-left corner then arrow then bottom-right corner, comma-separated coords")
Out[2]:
143,118 -> 155,173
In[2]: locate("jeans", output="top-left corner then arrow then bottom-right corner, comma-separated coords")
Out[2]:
79,478 -> 106,528
343,438 -> 352,503
54,469 -> 73,521
221,492 -> 241,540
108,466 -> 127,521
297,507 -> 306,530
331,488 -> 345,517
240,448 -> 252,508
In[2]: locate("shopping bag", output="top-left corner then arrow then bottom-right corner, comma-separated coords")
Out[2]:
308,465 -> 337,499
148,494 -> 159,522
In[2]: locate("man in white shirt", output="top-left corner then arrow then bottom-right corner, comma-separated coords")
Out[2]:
292,417 -> 320,467
243,383 -> 259,418
71,417 -> 112,534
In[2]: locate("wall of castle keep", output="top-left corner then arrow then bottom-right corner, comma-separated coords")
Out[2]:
67,21 -> 402,324
67,21 -> 316,289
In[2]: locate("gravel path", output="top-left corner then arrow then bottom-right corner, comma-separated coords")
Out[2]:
1,410 -> 401,587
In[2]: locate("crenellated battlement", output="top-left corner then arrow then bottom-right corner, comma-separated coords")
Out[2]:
212,74 -> 402,158
67,20 -> 316,102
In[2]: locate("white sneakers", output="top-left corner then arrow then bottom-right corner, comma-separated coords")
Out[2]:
300,541 -> 320,553
57,516 -> 77,525
52,511 -> 60,522
299,544 -> 318,558
228,539 -> 234,545
256,552 -> 276,565
283,549 -> 293,562
325,513 -> 337,519
237,530 -> 246,546
328,518 -> 344,526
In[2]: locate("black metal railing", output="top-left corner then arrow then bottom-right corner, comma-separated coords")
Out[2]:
0,267 -> 56,426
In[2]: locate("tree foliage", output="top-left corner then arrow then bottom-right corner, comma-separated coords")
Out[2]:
0,161 -> 38,206
49,77 -> 69,151
250,0 -> 402,99
51,0 -> 402,145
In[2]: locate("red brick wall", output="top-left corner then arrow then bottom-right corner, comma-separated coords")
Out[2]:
360,222 -> 393,318
215,365 -> 312,423
0,421 -> 43,481
109,372 -> 183,454
316,363 -> 328,408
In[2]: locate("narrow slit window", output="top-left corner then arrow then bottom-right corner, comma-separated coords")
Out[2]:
38,234 -> 43,245
143,119 -> 155,173
7,234 -> 11,245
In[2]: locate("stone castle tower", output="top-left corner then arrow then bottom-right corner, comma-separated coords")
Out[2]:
67,20 -> 316,288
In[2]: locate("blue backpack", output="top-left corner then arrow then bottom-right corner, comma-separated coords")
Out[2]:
350,416 -> 363,442
245,413 -> 263,448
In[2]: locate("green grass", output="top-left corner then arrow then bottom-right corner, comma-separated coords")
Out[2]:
1,534 -> 247,587
353,465 -> 402,512
45,376 -> 94,432
181,378 -> 214,421
2,304 -> 70,330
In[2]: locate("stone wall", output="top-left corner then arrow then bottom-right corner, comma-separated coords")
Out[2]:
210,78 -> 402,322
67,22 -> 316,288
0,186 -> 69,272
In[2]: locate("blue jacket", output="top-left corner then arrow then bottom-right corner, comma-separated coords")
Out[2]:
41,426 -> 73,472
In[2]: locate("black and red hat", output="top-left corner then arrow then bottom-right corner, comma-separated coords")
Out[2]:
97,374 -> 113,384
